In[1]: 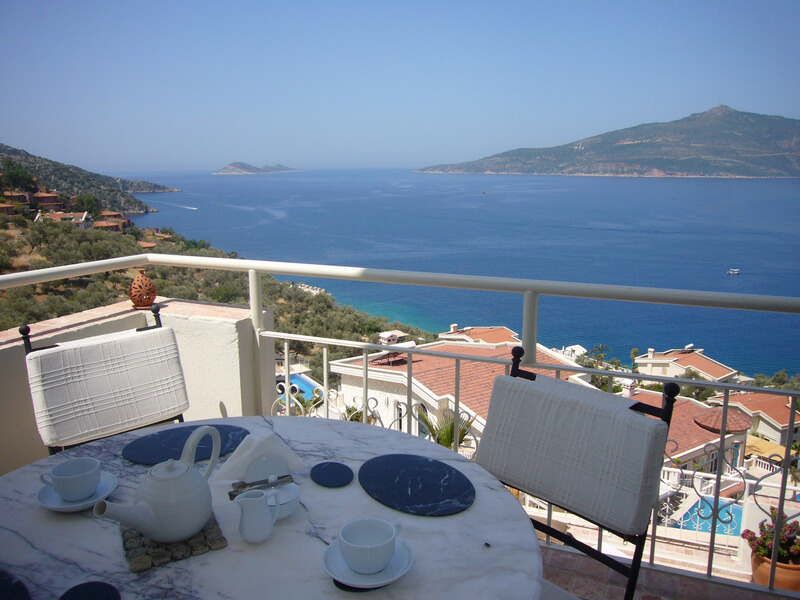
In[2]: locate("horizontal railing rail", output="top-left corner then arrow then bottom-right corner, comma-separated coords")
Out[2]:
4,253 -> 800,368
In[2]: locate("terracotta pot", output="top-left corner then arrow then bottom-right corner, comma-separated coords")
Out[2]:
129,269 -> 157,309
751,553 -> 800,591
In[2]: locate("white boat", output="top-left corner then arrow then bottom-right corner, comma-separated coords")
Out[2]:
727,268 -> 740,275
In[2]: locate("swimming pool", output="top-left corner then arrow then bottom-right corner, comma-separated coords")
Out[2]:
278,374 -> 320,398
671,497 -> 742,536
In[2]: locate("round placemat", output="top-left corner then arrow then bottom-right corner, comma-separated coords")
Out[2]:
311,462 -> 354,488
0,570 -> 30,600
357,454 -> 475,516
122,425 -> 250,465
59,582 -> 119,600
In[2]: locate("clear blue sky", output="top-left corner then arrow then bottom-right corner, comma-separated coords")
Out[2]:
2,1 -> 798,173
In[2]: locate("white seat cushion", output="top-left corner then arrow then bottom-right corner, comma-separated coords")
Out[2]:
26,327 -> 189,447
475,375 -> 668,535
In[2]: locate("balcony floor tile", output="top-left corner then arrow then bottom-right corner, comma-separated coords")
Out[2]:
540,546 -> 797,599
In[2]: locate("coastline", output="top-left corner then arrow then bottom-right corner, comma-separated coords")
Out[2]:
415,170 -> 785,178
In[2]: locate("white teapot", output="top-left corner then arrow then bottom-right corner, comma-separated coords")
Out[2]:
94,425 -> 221,543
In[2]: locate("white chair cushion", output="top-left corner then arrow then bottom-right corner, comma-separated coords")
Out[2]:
475,375 -> 668,535
26,327 -> 189,447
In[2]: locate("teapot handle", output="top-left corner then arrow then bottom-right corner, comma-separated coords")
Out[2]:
180,425 -> 221,481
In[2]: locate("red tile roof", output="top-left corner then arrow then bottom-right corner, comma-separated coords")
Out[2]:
723,391 -> 796,428
444,327 -> 520,344
367,343 -> 572,420
627,388 -> 735,457
658,349 -> 737,380
693,407 -> 752,433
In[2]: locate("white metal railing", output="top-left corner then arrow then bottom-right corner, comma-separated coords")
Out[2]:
746,455 -> 781,473
3,253 -> 800,592
258,329 -> 800,583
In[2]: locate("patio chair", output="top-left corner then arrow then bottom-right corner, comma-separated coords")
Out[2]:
475,347 -> 678,600
21,305 -> 188,454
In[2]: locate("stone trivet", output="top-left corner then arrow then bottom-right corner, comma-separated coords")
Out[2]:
120,514 -> 228,573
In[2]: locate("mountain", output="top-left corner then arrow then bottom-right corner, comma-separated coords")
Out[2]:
213,162 -> 300,175
419,106 -> 800,177
0,143 -> 176,213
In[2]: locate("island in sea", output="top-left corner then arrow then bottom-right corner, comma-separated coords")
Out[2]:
213,162 -> 301,175
418,105 -> 800,178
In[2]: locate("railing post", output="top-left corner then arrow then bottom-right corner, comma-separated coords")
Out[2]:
521,291 -> 538,366
249,269 -> 276,416
768,395 -> 799,590
362,351 -> 369,423
406,354 -> 414,434
706,389 -> 730,577
323,346 -> 330,419
453,359 -> 461,452
284,341 -> 292,415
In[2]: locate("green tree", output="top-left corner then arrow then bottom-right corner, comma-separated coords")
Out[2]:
588,344 -> 610,368
72,195 -> 102,218
680,368 -> 715,402
773,370 -> 789,386
631,348 -> 639,371
1,159 -> 36,191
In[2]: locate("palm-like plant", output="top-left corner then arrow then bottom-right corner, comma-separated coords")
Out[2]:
413,405 -> 476,450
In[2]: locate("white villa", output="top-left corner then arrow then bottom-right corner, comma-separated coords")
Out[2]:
330,326 -> 586,445
635,345 -> 746,383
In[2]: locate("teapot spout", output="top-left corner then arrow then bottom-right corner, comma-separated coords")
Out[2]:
94,499 -> 154,535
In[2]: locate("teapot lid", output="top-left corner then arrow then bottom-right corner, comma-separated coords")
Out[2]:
150,459 -> 190,480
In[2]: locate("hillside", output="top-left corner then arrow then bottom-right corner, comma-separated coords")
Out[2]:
419,106 -> 800,177
214,162 -> 300,175
0,143 -> 176,213
0,220 -> 436,383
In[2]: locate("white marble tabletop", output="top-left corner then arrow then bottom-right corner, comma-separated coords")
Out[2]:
0,417 -> 542,599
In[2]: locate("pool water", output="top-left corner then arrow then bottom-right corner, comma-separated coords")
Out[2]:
280,374 -> 320,399
671,497 -> 742,536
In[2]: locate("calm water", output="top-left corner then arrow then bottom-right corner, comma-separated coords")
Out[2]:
127,169 -> 800,376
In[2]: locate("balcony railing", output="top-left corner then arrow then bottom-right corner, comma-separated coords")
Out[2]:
3,252 -> 800,593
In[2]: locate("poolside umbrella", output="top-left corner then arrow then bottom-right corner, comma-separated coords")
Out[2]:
693,407 -> 752,434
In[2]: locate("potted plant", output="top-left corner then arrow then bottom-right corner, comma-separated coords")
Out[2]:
741,507 -> 800,591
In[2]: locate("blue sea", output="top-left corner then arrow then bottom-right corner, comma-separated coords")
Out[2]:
126,169 -> 800,377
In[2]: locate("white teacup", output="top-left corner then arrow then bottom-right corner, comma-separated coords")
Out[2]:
40,457 -> 101,502
339,518 -> 398,575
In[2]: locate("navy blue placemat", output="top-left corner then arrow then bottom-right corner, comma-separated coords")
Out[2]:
358,454 -> 475,516
59,582 -> 119,600
311,462 -> 354,488
0,570 -> 30,600
122,425 -> 250,465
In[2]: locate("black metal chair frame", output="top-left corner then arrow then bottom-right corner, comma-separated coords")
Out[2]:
20,304 -> 183,455
509,346 -> 679,600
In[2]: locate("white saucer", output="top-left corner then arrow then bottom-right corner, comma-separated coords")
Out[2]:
37,471 -> 118,513
323,538 -> 413,589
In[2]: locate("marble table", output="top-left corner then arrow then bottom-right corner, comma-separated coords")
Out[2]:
0,417 -> 543,599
